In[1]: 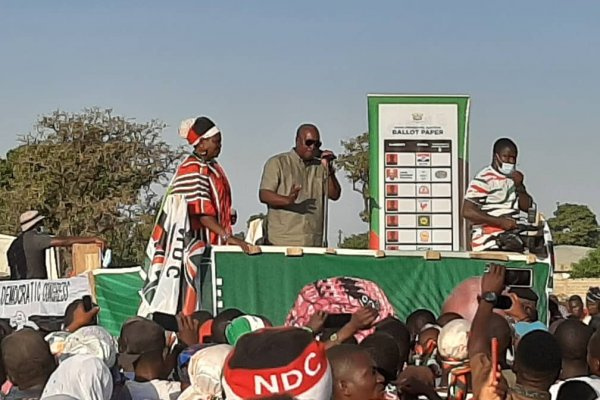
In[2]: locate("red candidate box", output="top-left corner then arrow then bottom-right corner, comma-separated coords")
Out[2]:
386,200 -> 398,212
386,215 -> 399,227
386,153 -> 398,165
386,184 -> 398,196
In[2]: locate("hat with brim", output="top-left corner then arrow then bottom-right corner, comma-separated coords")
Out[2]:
20,210 -> 45,232
118,318 -> 166,370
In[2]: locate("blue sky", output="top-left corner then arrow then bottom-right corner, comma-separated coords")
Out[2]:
1,1 -> 599,242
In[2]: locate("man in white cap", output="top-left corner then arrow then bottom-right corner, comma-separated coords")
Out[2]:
7,210 -> 106,280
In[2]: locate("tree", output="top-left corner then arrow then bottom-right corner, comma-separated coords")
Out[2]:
340,232 -> 369,249
570,247 -> 600,278
547,203 -> 599,247
0,108 -> 182,265
336,132 -> 369,223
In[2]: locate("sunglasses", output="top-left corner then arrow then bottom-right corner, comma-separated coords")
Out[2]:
304,139 -> 322,148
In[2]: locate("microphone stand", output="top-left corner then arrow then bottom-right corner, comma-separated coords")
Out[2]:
322,161 -> 330,248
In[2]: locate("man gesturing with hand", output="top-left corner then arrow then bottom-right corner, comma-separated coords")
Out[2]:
259,123 -> 341,247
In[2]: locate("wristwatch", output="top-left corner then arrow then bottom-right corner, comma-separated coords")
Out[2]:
329,332 -> 340,344
482,291 -> 498,305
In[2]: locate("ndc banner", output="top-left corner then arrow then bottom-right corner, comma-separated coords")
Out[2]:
210,248 -> 552,325
0,276 -> 91,330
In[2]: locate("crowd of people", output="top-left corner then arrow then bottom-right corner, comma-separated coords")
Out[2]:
0,265 -> 599,400
0,116 -> 569,400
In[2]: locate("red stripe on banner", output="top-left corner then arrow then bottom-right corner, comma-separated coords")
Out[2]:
369,231 -> 379,250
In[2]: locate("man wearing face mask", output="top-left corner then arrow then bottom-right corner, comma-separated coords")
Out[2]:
7,210 -> 106,280
259,123 -> 341,247
462,138 -> 534,252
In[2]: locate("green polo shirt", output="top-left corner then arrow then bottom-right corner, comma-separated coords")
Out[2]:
260,149 -> 328,247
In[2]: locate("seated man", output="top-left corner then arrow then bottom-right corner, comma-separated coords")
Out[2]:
462,138 -> 533,251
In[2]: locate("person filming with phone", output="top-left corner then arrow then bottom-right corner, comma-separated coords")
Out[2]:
259,123 -> 341,247
462,138 -> 534,252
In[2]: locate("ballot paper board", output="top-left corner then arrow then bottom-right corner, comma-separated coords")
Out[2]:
368,95 -> 470,251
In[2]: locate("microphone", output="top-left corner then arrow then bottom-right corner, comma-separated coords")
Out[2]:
314,150 -> 337,161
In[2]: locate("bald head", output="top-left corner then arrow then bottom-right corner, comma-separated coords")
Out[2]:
294,123 -> 321,162
328,344 -> 368,379
296,123 -> 319,139
555,319 -> 593,361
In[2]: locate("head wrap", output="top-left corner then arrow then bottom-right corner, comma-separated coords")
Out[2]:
179,117 -> 220,146
225,315 -> 267,346
438,319 -> 472,400
587,287 -> 600,302
42,354 -> 113,400
222,328 -> 331,400
438,319 -> 470,361
178,344 -> 233,400
285,276 -> 395,342
61,326 -> 117,368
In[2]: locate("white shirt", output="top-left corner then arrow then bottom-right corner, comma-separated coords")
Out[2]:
549,376 -> 600,400
125,379 -> 181,400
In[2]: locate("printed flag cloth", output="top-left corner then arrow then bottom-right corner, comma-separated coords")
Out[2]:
139,153 -> 233,317
139,194 -> 196,316
285,276 -> 395,342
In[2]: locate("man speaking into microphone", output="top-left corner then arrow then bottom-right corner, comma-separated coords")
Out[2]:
259,123 -> 342,247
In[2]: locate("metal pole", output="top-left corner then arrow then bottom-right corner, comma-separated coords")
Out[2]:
322,164 -> 330,248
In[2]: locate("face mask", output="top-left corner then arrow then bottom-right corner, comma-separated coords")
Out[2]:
496,155 -> 515,175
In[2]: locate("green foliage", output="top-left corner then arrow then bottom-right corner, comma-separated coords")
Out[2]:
547,203 -> 599,247
571,247 -> 600,278
0,108 -> 183,265
340,232 -> 369,249
336,132 -> 369,223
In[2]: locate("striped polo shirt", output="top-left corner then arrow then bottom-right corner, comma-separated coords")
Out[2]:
465,166 -> 519,251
